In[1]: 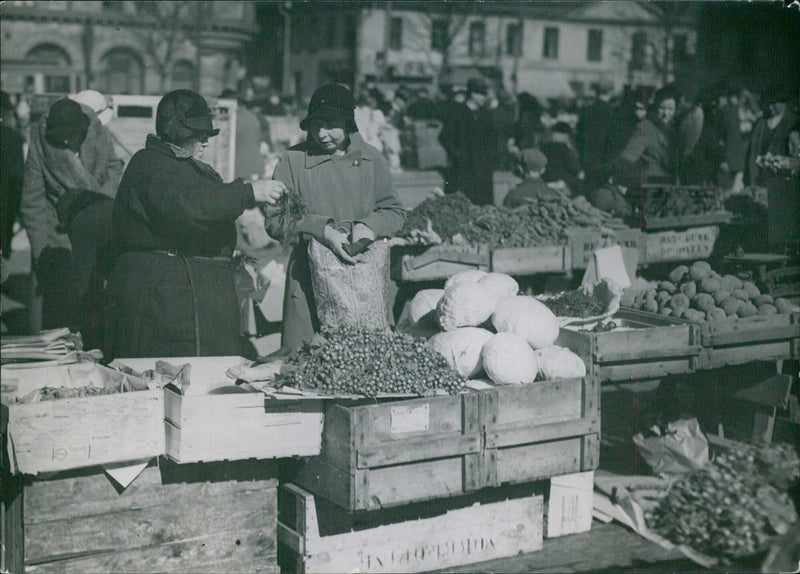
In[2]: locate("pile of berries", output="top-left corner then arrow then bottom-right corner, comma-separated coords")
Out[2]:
278,325 -> 466,397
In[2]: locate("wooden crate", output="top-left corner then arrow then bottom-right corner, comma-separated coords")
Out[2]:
555,309 -> 703,382
10,460 -> 279,573
391,244 -> 490,282
566,228 -> 644,270
1,364 -> 163,475
670,311 -> 800,369
481,378 -> 600,486
290,393 -> 482,512
643,225 -> 720,264
277,483 -> 543,574
119,356 -> 324,463
642,211 -> 733,231
490,245 -> 570,275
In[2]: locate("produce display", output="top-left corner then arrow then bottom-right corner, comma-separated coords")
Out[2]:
645,442 -> 799,560
541,288 -> 606,318
276,325 -> 466,397
630,261 -> 793,321
271,191 -> 307,251
14,385 -> 122,403
399,192 -> 620,248
590,320 -> 618,333
641,186 -> 726,219
397,270 -> 587,386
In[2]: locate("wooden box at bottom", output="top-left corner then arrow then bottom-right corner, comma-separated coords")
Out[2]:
481,378 -> 600,486
291,393 -> 481,512
277,483 -> 543,574
11,460 -> 279,574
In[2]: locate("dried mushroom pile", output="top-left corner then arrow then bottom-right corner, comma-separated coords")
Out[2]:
630,261 -> 793,321
646,442 -> 799,560
400,192 -> 620,248
276,325 -> 466,397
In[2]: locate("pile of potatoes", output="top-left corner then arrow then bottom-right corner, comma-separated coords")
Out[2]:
631,261 -> 793,322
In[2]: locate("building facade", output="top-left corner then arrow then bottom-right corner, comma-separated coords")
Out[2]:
282,1 -> 697,101
0,0 -> 258,98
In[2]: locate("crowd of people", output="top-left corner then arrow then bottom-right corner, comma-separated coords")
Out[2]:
0,75 -> 797,359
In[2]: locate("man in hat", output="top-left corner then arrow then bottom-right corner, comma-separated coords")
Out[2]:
439,76 -> 498,205
575,79 -> 616,194
502,148 -> 558,208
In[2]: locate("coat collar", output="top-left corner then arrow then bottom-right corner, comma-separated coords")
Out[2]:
304,132 -> 373,169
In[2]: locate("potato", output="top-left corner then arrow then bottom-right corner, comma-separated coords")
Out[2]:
724,274 -> 743,290
693,261 -> 712,271
706,307 -> 727,321
646,288 -> 658,300
775,298 -> 793,314
660,307 -> 673,316
672,307 -> 685,318
644,298 -> 659,313
683,309 -> 706,322
741,281 -> 760,298
680,281 -> 697,299
737,302 -> 758,318
699,277 -> 721,294
658,281 -> 678,295
732,289 -> 751,301
668,265 -> 689,284
633,292 -> 645,309
669,293 -> 690,311
753,294 -> 774,306
721,297 -> 744,317
713,290 -> 731,305
689,265 -> 711,281
656,291 -> 672,305
758,304 -> 778,316
692,293 -> 716,312
718,277 -> 735,293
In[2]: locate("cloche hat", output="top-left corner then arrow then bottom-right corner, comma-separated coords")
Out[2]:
156,89 -> 220,144
299,83 -> 357,132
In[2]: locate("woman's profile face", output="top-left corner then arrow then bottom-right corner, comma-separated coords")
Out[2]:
309,119 -> 348,153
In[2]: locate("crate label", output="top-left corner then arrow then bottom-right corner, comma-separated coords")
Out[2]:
645,226 -> 719,262
390,403 -> 430,434
360,535 -> 499,570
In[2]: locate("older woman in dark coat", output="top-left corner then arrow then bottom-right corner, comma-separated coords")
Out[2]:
105,89 -> 286,359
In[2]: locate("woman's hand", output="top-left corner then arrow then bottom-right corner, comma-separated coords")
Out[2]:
350,223 -> 375,243
252,180 -> 288,205
323,225 -> 357,265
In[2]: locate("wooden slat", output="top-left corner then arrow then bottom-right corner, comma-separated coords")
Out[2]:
491,245 -> 569,275
25,488 -> 277,562
594,345 -> 702,362
365,457 -> 468,510
357,435 -> 480,468
24,526 -> 278,574
704,341 -> 795,368
495,438 -> 585,485
596,357 -> 697,381
707,324 -> 799,347
293,456 -> 356,512
486,417 -> 600,449
489,379 -> 584,427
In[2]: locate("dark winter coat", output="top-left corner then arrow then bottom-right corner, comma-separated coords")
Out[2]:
105,135 -> 257,359
439,102 -> 498,205
268,132 -> 405,353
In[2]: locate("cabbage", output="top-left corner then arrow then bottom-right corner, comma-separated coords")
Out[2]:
437,282 -> 496,331
481,333 -> 539,385
477,273 -> 519,307
534,345 -> 587,380
428,328 -> 494,378
492,296 -> 559,349
443,269 -> 488,291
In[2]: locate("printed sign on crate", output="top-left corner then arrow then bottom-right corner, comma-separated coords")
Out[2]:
644,225 -> 720,263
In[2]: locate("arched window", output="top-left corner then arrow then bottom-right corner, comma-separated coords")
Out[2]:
99,47 -> 144,94
171,60 -> 196,91
27,43 -> 72,93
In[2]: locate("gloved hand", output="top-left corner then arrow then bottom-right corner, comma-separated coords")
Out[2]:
323,225 -> 356,265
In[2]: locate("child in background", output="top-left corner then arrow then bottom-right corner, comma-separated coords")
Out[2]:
502,148 -> 561,208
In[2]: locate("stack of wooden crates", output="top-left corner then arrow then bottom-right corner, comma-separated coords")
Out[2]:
278,376 -> 600,573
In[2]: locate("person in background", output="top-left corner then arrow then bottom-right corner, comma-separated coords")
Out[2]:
511,91 -> 545,153
746,86 -> 799,250
71,90 -> 114,127
439,77 -> 498,206
1,90 -> 25,260
576,80 -> 616,194
355,91 -> 388,154
267,83 -> 405,353
502,148 -> 558,208
541,121 -> 584,197
20,98 -> 123,336
221,88 -> 266,181
716,82 -> 746,192
615,84 -> 680,188
105,89 -> 287,359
